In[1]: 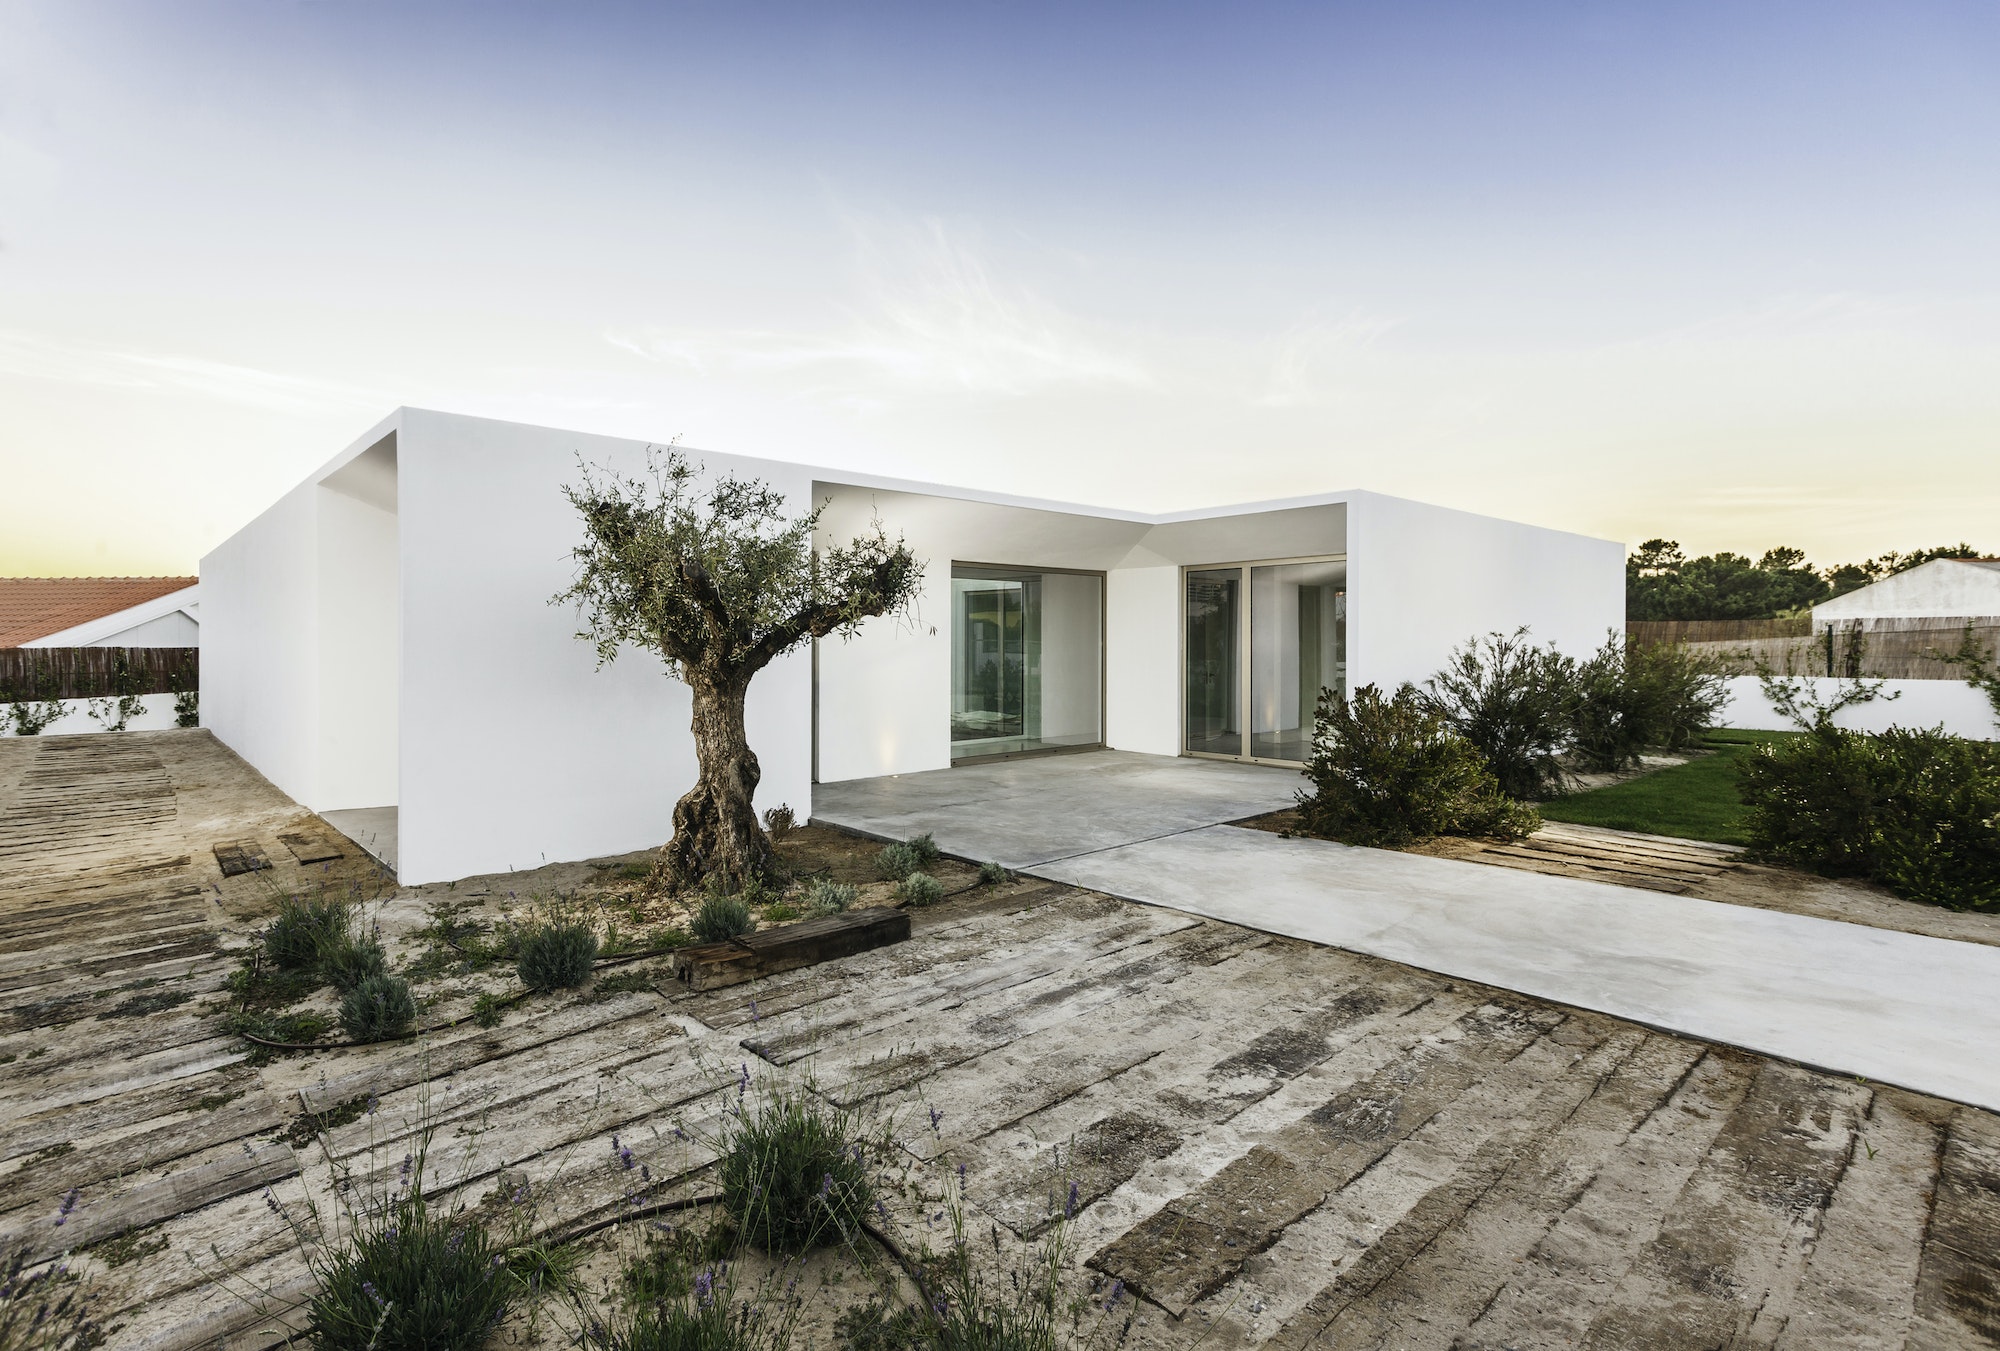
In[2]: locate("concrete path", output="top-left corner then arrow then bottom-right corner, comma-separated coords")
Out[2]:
813,749 -> 1299,866
816,750 -> 2000,1112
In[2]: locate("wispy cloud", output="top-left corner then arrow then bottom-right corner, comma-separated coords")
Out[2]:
607,216 -> 1151,400
1251,313 -> 1405,408
0,330 -> 384,415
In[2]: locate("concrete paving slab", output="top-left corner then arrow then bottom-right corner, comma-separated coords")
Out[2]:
1033,824 -> 2000,1113
812,749 -> 1299,867
323,806 -> 398,871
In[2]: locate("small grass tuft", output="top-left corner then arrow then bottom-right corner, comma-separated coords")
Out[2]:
265,894 -> 349,970
802,877 -> 858,916
339,974 -> 417,1043
898,872 -> 945,907
718,1084 -> 873,1254
516,920 -> 599,991
692,892 -> 754,943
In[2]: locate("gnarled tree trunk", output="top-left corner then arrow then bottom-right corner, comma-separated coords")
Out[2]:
664,673 -> 776,885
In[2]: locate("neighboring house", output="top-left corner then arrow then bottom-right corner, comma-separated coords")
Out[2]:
202,408 -> 1624,884
0,577 -> 200,648
1813,558 -> 2000,630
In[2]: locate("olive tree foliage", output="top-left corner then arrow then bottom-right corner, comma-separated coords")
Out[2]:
555,449 -> 921,885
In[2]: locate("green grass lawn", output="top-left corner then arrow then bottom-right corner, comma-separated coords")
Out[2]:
1536,729 -> 1798,847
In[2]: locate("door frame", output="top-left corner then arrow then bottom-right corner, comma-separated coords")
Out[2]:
1179,553 -> 1347,767
949,560 -> 1109,765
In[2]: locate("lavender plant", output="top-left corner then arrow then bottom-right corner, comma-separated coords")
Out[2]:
897,873 -> 945,908
517,918 -> 600,990
692,890 -> 754,943
718,1082 -> 874,1254
264,894 -> 351,971
802,878 -> 858,917
0,1240 -> 101,1351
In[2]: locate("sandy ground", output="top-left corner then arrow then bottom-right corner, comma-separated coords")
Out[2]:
2,729 -> 1997,1349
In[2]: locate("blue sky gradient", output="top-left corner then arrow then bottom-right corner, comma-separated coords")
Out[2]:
3,0 -> 1996,571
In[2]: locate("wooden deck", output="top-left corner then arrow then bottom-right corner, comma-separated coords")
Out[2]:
1,730 -> 1996,1348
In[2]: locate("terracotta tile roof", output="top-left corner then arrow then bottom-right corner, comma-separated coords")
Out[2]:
0,577 -> 198,648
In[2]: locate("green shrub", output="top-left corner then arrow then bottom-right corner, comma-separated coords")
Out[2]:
265,895 -> 350,971
874,842 -> 923,881
978,860 -> 1010,886
905,833 -> 941,865
802,877 -> 858,916
1738,725 -> 1884,877
1425,629 -> 1577,799
692,892 -> 754,943
1570,634 -> 1729,772
516,920 -> 600,990
340,974 -> 417,1043
320,935 -> 388,991
1742,725 -> 2000,910
898,873 -> 945,907
1297,684 -> 1539,848
718,1086 -> 872,1254
306,1191 -> 512,1349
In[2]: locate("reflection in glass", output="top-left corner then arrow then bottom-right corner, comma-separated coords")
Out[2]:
1185,569 -> 1242,757
1249,561 -> 1346,762
951,566 -> 1102,760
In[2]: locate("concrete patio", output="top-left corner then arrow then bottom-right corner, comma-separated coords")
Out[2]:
815,749 -> 2000,1112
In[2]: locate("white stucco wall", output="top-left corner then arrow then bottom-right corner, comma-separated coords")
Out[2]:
1717,676 -> 1999,740
1103,566 -> 1180,756
393,410 -> 815,885
0,694 -> 182,737
1812,559 -> 2000,627
1345,492 -> 1624,694
201,473 -> 324,807
316,468 -> 400,812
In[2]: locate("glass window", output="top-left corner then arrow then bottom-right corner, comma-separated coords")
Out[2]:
1249,561 -> 1346,763
1184,569 -> 1242,758
951,566 -> 1102,760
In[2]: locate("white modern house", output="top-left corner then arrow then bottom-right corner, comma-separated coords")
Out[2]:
201,408 -> 1623,884
1812,558 -> 2000,629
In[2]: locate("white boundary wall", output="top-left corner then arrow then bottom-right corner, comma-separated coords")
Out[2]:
0,694 -> 182,736
1718,676 -> 1999,740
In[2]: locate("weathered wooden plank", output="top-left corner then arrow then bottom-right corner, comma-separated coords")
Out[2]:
1575,1060 -> 1868,1349
1911,1106 -> 2000,1348
211,842 -> 270,878
1089,998 -> 1566,1315
2,1139 -> 297,1263
670,906 -> 911,991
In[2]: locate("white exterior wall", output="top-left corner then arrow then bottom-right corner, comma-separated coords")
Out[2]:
1812,559 -> 2000,627
1103,566 -> 1180,756
207,408 -> 1624,886
201,475 -> 323,806
1718,676 -> 1999,740
393,411 -> 814,885
1345,492 -> 1623,693
0,694 -> 181,737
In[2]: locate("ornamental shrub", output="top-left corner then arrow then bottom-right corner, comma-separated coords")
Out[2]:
898,872 -> 945,907
1296,684 -> 1539,848
516,919 -> 599,990
1742,725 -> 2000,911
978,860 -> 1010,886
306,1190 -> 512,1349
802,877 -> 857,916
692,891 -> 754,943
1425,629 -> 1577,799
718,1085 -> 873,1254
1568,634 -> 1728,773
340,973 -> 417,1043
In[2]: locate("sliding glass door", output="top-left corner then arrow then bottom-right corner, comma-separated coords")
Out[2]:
1184,557 -> 1346,765
951,565 -> 1104,761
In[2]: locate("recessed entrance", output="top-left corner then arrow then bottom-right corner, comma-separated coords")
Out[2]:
1184,557 -> 1346,765
950,564 -> 1104,762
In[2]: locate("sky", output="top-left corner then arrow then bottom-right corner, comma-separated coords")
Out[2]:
2,0 -> 1997,576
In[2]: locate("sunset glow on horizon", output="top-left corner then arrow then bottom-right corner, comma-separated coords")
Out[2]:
3,0 -> 1997,574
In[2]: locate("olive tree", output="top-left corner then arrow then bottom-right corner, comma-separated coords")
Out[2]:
556,450 -> 920,885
